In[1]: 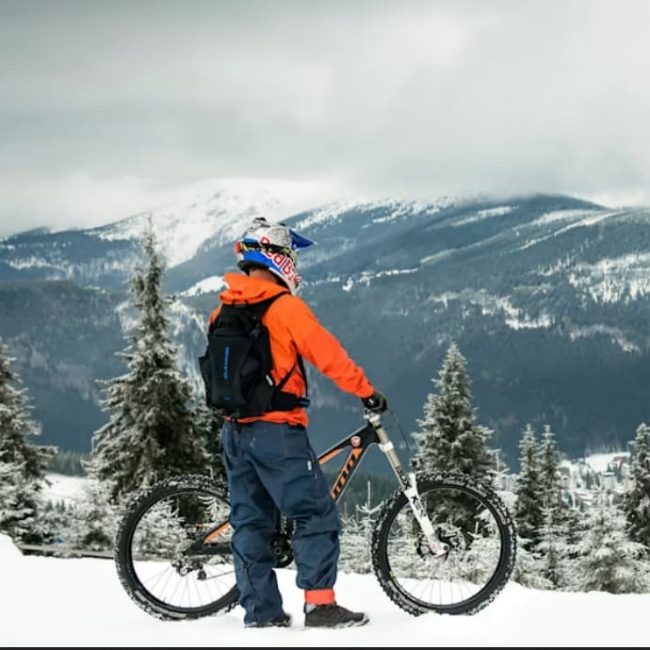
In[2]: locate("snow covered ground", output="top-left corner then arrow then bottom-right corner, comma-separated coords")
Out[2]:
583,452 -> 631,474
1,535 -> 649,647
43,473 -> 87,506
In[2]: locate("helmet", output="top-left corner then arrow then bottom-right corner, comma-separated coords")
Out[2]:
234,217 -> 314,294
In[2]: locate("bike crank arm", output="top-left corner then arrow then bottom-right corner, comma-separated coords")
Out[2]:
368,412 -> 449,558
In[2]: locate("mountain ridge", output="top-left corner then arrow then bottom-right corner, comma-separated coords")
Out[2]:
2,187 -> 650,468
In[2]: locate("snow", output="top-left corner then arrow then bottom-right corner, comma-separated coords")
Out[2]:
295,199 -> 365,230
568,325 -> 640,353
551,210 -> 615,235
584,452 -> 631,474
2,534 -> 650,646
519,210 -> 615,251
356,267 -> 419,287
43,473 -> 87,506
0,533 -> 22,560
294,197 -> 454,231
452,206 -> 515,227
529,209 -> 599,227
92,179 -> 328,268
333,268 -> 419,292
426,290 -> 553,331
568,253 -> 650,304
5,255 -> 56,270
166,300 -> 209,391
505,311 -> 553,331
181,275 -> 225,297
420,249 -> 454,265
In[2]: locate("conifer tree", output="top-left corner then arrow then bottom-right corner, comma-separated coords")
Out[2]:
38,499 -> 75,545
624,423 -> 650,550
92,226 -> 209,501
195,398 -> 226,489
574,492 -> 648,594
562,501 -> 585,566
537,424 -> 574,583
537,504 -> 570,588
339,481 -> 380,575
0,458 -> 36,542
412,343 -> 495,484
539,425 -> 562,506
68,458 -> 118,551
492,448 -> 511,492
339,513 -> 373,575
0,340 -> 54,542
514,424 -> 544,551
512,535 -> 553,589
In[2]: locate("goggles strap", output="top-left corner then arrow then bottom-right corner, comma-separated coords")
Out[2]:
239,240 -> 297,262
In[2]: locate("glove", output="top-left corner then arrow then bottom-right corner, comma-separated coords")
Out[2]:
361,389 -> 388,413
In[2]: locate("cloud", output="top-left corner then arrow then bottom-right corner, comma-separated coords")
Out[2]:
2,0 -> 650,234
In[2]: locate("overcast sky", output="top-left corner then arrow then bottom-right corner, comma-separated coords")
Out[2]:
2,0 -> 650,236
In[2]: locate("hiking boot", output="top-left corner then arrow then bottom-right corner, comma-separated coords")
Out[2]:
304,603 -> 369,628
245,612 -> 292,628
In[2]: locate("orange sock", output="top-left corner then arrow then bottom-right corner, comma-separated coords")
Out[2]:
305,588 -> 335,606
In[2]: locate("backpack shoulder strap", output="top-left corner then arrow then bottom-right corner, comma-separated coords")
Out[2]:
275,354 -> 309,398
297,355 -> 309,397
245,291 -> 289,320
208,290 -> 289,333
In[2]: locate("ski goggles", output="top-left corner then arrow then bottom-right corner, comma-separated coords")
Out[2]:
236,240 -> 298,263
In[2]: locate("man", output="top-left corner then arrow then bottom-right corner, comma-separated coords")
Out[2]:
208,217 -> 387,629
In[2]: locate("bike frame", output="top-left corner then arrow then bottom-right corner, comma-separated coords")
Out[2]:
198,412 -> 446,556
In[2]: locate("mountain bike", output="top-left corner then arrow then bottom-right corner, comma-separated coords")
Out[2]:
114,410 -> 516,620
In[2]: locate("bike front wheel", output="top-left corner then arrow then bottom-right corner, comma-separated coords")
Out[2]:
115,475 -> 238,620
372,474 -> 516,616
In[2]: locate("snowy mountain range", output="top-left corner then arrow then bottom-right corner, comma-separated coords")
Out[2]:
2,183 -> 650,466
0,179 -> 320,286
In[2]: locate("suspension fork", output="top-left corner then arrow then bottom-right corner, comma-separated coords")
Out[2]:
367,412 -> 449,557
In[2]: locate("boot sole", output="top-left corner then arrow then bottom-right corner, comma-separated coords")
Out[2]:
305,615 -> 369,629
245,615 -> 293,628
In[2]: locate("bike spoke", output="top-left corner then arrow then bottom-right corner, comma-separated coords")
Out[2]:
122,485 -> 239,615
379,483 -> 507,611
140,564 -> 174,587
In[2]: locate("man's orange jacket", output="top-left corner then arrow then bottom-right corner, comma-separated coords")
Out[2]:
208,273 -> 374,427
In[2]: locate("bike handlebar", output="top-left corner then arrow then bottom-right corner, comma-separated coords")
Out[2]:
364,406 -> 412,453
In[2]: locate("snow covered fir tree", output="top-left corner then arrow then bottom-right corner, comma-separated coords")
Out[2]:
195,397 -> 226,490
623,422 -> 650,551
514,424 -> 544,552
514,424 -> 576,589
537,425 -> 573,587
338,480 -> 381,575
573,491 -> 648,594
537,503 -> 571,589
508,418 -> 650,593
92,226 -> 211,502
0,339 -> 54,543
539,425 -> 563,507
411,343 -> 495,484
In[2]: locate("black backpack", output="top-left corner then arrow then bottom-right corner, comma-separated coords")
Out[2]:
198,293 -> 309,418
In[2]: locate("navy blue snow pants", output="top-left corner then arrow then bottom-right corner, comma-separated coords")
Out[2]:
221,419 -> 341,625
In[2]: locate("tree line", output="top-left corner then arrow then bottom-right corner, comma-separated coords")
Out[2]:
1,228 -> 650,595
338,343 -> 650,593
0,226 -> 224,547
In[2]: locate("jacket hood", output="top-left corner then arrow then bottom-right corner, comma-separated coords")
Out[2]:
219,272 -> 289,305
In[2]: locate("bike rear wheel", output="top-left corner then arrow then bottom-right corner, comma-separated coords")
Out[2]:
372,474 -> 516,616
115,475 -> 238,620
